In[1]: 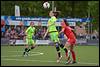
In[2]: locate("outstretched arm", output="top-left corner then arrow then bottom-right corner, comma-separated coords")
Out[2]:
43,29 -> 48,39
59,28 -> 65,34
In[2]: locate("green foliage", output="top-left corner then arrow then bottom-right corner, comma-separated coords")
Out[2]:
1,1 -> 99,30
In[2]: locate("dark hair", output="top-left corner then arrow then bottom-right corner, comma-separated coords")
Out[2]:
53,11 -> 59,18
63,19 -> 69,26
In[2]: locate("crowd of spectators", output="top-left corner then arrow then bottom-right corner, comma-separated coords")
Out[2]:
1,23 -> 99,40
74,23 -> 99,40
1,25 -> 48,40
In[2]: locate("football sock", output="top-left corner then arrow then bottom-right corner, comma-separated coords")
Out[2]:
27,46 -> 35,52
68,50 -> 71,58
55,43 -> 61,58
59,44 -> 68,56
25,48 -> 28,52
71,50 -> 76,62
23,48 -> 28,55
58,52 -> 61,58
31,46 -> 35,49
67,50 -> 71,61
64,47 -> 68,57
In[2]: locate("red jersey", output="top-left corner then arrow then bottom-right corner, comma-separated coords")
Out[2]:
64,26 -> 76,39
61,22 -> 76,45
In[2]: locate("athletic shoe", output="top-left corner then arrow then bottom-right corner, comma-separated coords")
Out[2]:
23,52 -> 29,57
70,61 -> 77,64
57,56 -> 62,63
65,60 -> 71,64
23,52 -> 26,56
65,56 -> 71,64
26,52 -> 29,56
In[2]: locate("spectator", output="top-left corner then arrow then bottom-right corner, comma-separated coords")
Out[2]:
5,29 -> 10,38
9,28 -> 16,45
36,21 -> 43,39
92,30 -> 98,40
19,29 -> 25,40
1,26 -> 5,37
16,26 -> 21,34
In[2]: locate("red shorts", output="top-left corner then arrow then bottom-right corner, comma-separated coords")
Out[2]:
67,38 -> 76,45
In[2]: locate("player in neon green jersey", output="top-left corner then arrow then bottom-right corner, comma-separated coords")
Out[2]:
23,22 -> 36,56
43,11 -> 68,63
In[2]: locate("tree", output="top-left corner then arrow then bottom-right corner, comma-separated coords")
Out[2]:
88,1 -> 99,31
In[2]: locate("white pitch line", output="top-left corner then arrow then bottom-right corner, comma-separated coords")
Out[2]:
1,51 -> 99,65
1,59 -> 56,62
8,51 -> 43,54
1,52 -> 44,58
1,58 -> 99,65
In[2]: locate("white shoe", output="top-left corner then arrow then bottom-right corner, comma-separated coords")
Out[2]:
57,56 -> 62,63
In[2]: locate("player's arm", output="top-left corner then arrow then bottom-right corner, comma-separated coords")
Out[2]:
25,27 -> 30,36
43,29 -> 48,39
33,27 -> 35,35
59,27 -> 65,34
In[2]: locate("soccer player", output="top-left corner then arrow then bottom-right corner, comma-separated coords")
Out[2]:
59,19 -> 77,64
43,11 -> 68,63
23,22 -> 36,56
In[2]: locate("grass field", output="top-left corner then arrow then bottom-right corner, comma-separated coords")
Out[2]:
1,45 -> 99,66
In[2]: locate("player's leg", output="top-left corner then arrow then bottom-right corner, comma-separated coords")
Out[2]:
54,32 -> 63,62
23,45 -> 29,56
65,39 -> 76,64
65,42 -> 71,61
50,32 -> 62,62
65,39 -> 71,64
27,39 -> 36,52
59,43 -> 68,57
70,44 -> 76,63
23,38 -> 30,56
55,42 -> 62,63
57,32 -> 68,57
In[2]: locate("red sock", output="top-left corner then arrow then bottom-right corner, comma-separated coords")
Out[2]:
66,51 -> 68,57
71,50 -> 76,61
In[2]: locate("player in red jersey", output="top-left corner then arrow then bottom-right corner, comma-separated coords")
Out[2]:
59,19 -> 76,64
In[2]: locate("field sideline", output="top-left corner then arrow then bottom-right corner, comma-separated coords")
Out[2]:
1,45 -> 99,66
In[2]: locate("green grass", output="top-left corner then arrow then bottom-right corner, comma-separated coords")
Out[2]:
1,45 -> 99,66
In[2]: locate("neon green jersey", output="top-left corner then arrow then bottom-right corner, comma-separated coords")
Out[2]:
48,16 -> 57,32
25,26 -> 35,38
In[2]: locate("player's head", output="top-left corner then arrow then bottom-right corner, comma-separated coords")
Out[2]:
61,19 -> 69,27
49,11 -> 59,18
38,20 -> 42,26
30,21 -> 34,27
62,19 -> 69,26
49,11 -> 54,17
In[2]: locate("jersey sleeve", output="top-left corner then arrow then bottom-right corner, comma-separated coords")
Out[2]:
32,27 -> 35,34
25,27 -> 31,33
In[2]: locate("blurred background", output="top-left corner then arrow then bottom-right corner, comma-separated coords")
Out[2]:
1,1 -> 99,45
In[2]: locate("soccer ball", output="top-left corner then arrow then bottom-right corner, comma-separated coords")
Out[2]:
43,2 -> 50,8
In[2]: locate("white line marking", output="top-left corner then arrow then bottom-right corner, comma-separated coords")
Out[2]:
1,51 -> 44,57
1,54 -> 43,57
8,51 -> 42,54
1,51 -> 99,65
1,58 -> 99,65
